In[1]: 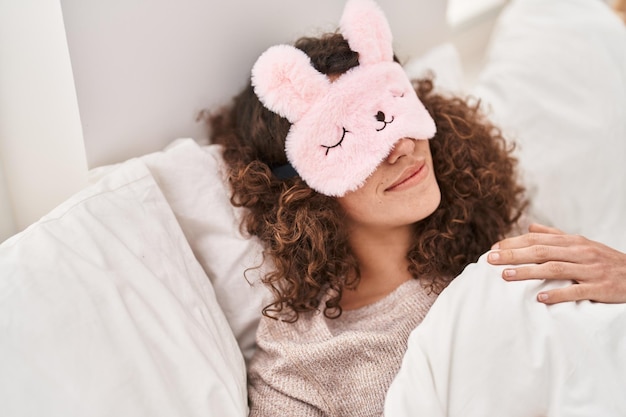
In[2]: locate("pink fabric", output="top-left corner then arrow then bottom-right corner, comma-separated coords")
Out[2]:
251,0 -> 436,197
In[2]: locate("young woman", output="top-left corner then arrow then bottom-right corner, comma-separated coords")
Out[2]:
208,1 -> 524,415
208,0 -> 625,415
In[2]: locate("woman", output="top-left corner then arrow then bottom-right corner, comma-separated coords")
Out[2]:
209,1 -> 525,415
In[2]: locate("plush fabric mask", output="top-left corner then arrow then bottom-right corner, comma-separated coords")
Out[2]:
251,0 -> 436,197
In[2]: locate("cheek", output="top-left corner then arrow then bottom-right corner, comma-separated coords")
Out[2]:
337,188 -> 385,225
386,177 -> 442,223
338,193 -> 372,220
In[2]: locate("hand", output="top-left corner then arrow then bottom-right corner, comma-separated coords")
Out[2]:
487,224 -> 626,304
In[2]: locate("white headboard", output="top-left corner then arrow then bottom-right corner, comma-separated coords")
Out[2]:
60,0 -> 449,168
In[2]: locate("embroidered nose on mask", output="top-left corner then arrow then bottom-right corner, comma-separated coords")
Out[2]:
375,111 -> 394,131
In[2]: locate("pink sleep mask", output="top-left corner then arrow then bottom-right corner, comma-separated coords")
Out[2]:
251,0 -> 436,197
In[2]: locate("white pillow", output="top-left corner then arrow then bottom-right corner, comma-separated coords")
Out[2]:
0,158 -> 248,417
138,139 -> 272,363
472,0 -> 626,251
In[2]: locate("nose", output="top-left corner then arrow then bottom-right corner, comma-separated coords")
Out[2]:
386,138 -> 415,164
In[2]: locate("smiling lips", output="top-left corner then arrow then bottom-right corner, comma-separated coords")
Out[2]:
385,161 -> 427,191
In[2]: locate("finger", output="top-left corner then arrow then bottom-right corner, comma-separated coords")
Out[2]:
500,261 -> 583,282
492,230 -> 574,251
536,283 -> 592,304
528,223 -> 564,235
488,244 -> 578,266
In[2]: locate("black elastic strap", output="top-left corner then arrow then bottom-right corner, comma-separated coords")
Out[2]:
271,163 -> 299,180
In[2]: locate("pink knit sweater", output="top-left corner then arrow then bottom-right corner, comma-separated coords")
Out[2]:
247,279 -> 438,417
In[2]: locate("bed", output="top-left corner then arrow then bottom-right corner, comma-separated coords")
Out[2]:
1,0 -> 625,416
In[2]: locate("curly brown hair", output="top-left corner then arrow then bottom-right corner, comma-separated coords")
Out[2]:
209,33 -> 526,322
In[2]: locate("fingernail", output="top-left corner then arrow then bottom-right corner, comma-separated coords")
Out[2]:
491,243 -> 500,250
488,251 -> 500,262
503,269 -> 516,279
538,293 -> 549,302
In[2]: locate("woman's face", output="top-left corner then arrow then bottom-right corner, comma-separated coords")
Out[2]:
337,138 -> 441,230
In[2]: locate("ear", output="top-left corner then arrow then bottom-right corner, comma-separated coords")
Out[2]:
251,44 -> 330,123
339,0 -> 393,65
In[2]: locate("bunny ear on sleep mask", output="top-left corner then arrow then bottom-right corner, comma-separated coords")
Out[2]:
251,0 -> 436,197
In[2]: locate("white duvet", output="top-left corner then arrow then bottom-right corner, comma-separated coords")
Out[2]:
385,255 -> 626,416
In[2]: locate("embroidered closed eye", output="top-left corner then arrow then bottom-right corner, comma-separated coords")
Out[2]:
321,127 -> 350,155
375,111 -> 394,131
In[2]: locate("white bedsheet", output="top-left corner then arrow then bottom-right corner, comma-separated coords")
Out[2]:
385,254 -> 626,416
0,155 -> 248,416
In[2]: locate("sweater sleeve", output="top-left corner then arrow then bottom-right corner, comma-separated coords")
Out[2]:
247,317 -> 331,417
248,373 -> 325,417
